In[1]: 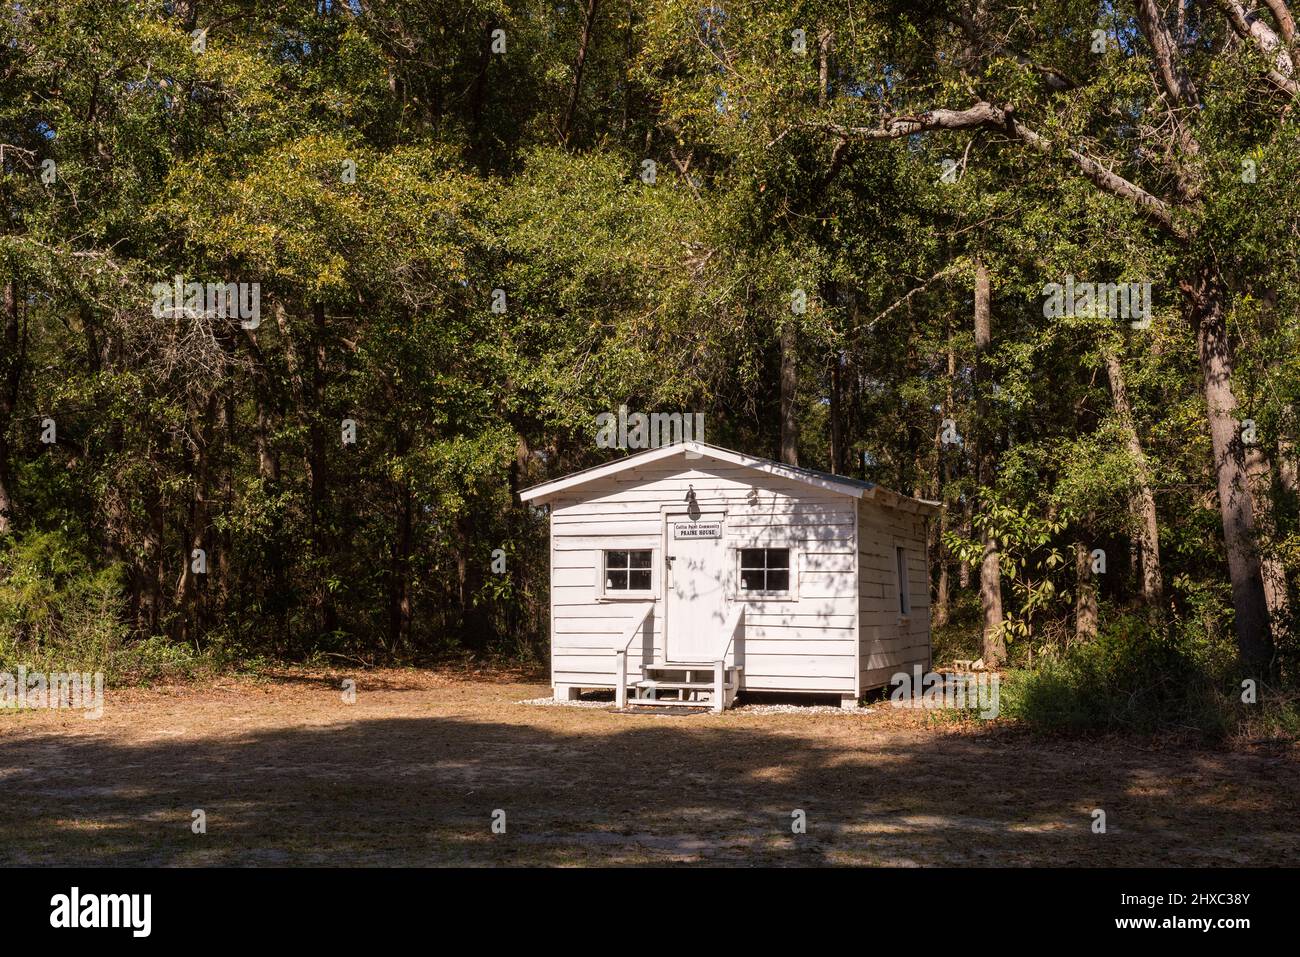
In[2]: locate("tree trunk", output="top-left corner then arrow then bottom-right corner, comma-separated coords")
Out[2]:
779,320 -> 799,466
177,393 -> 218,648
956,311 -> 972,594
1277,434 -> 1298,501
456,516 -> 487,648
1075,540 -> 1099,641
139,438 -> 165,636
1245,444 -> 1292,647
1102,345 -> 1164,608
388,427 -> 414,652
934,560 -> 951,627
932,444 -> 951,628
1277,434 -> 1299,631
310,301 -> 338,637
561,0 -> 601,145
387,478 -> 413,652
932,313 -> 956,627
818,28 -> 831,107
218,394 -> 235,622
973,257 -> 1005,666
958,498 -> 972,589
978,526 -> 1004,660
0,278 -> 23,536
829,350 -> 843,474
255,397 -> 279,482
1189,273 -> 1275,677
621,2 -> 634,133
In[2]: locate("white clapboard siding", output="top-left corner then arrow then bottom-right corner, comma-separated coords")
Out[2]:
553,536 -> 663,551
730,526 -> 854,545
540,446 -> 935,698
554,501 -> 849,521
745,613 -> 856,629
741,654 -> 856,679
725,513 -> 855,528
798,572 -> 858,599
552,586 -> 620,607
797,553 -> 856,572
862,646 -> 930,671
742,674 -> 855,692
551,599 -> 664,616
553,619 -> 658,638
548,449 -> 860,692
741,638 -> 859,655
857,498 -> 932,691
552,549 -> 597,569
553,567 -> 598,588
552,519 -> 666,535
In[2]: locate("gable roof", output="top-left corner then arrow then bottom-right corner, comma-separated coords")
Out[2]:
517,441 -> 940,515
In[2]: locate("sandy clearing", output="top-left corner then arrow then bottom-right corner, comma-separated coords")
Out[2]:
1,668 -> 1296,866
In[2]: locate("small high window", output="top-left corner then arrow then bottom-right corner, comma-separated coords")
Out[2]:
739,548 -> 790,593
605,550 -> 652,592
896,546 -> 911,615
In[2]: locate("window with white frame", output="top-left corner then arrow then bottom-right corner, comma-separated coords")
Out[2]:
739,548 -> 791,594
603,549 -> 653,594
895,545 -> 911,615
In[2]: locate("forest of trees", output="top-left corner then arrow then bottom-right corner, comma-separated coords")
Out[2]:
1,1 -> 1297,716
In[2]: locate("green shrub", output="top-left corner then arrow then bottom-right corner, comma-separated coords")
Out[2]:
997,616 -> 1230,738
1225,683 -> 1300,742
0,530 -> 199,683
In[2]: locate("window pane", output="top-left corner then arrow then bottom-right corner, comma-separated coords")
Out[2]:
629,570 -> 652,591
629,551 -> 652,569
606,551 -> 628,570
607,570 -> 628,590
766,549 -> 790,569
740,568 -> 766,591
766,570 -> 789,592
740,549 -> 765,569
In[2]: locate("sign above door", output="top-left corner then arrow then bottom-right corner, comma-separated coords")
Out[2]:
673,521 -> 722,540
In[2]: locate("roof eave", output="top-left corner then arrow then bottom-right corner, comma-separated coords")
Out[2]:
517,441 -> 868,503
518,441 -> 942,515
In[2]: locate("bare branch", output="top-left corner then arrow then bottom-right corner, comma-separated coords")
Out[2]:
1219,0 -> 1300,95
1013,55 -> 1075,92
1136,0 -> 1200,107
847,265 -> 959,336
1261,0 -> 1297,49
815,102 -> 1184,238
816,101 -> 1008,139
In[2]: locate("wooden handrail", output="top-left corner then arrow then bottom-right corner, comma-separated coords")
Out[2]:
614,604 -> 654,709
704,607 -> 746,713
718,604 -> 745,667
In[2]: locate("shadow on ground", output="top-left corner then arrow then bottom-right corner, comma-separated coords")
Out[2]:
2,694 -> 1297,866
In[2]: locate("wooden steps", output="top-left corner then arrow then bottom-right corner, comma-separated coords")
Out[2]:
653,661 -> 719,669
620,696 -> 712,709
618,659 -> 743,713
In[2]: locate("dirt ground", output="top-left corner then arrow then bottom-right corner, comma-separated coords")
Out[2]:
2,668 -> 1297,866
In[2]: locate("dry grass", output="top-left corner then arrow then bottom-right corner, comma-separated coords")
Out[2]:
1,668 -> 1297,866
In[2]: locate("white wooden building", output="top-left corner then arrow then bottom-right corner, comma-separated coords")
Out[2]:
518,442 -> 940,711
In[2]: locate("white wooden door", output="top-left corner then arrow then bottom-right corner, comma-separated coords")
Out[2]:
665,515 -> 728,661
